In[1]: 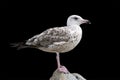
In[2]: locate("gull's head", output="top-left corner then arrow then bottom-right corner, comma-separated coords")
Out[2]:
67,15 -> 91,26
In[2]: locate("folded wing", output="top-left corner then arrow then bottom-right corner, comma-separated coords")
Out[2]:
26,27 -> 72,48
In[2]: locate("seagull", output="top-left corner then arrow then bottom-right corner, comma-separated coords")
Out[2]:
12,15 -> 90,73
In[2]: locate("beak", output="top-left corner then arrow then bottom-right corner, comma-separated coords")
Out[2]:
82,19 -> 91,24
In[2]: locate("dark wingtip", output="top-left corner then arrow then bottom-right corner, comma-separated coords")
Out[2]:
10,42 -> 29,50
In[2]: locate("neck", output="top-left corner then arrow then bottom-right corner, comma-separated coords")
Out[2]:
67,20 -> 81,26
67,24 -> 81,30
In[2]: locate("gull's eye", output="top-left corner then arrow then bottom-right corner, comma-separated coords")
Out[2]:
73,17 -> 78,20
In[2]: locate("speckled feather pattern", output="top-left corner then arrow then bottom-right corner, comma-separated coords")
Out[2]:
26,25 -> 82,53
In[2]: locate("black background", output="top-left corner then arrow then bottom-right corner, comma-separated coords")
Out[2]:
1,1 -> 120,80
0,0 -> 8,8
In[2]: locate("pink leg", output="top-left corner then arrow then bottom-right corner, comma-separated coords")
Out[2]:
56,52 -> 69,73
56,52 -> 60,69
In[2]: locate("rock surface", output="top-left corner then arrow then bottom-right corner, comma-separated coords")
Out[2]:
50,68 -> 86,80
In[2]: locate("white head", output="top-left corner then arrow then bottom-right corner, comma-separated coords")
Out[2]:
67,15 -> 91,26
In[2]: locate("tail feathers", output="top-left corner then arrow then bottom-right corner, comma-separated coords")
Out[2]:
10,42 -> 29,50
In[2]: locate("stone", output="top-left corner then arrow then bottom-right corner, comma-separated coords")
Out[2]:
50,68 -> 86,80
